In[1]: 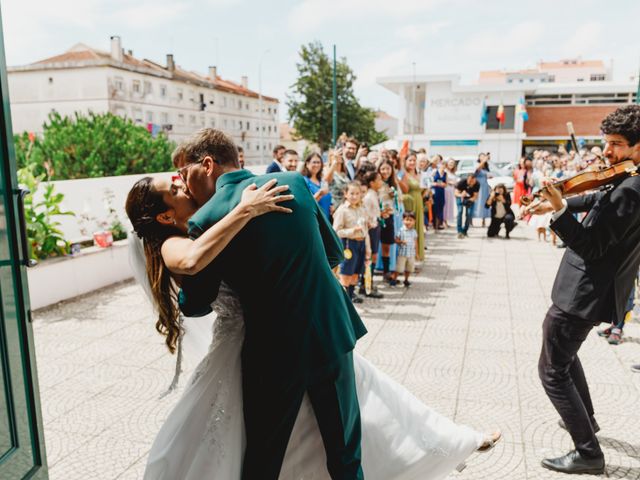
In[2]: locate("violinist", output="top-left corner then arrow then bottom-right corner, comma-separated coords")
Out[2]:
524,105 -> 640,475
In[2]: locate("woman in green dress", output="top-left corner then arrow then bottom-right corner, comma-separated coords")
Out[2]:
398,152 -> 425,261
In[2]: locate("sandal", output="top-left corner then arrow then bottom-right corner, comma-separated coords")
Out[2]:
477,430 -> 502,452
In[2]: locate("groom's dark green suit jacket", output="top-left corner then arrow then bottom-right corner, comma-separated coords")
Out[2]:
179,169 -> 367,385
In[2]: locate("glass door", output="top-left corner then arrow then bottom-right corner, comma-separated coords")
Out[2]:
0,3 -> 48,479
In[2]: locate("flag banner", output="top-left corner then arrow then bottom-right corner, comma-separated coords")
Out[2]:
496,103 -> 505,124
517,97 -> 529,122
480,99 -> 488,125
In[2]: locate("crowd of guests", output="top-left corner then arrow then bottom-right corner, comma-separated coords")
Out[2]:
263,138 -> 502,303
261,137 -> 638,368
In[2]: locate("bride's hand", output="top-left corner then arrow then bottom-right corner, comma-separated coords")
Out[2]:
239,179 -> 294,217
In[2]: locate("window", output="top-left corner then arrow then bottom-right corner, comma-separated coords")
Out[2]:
485,106 -> 516,130
161,112 -> 169,123
548,76 -> 555,83
246,121 -> 250,130
590,74 -> 606,82
577,78 -> 584,82
160,84 -> 167,98
144,81 -> 152,94
132,80 -> 141,94
223,119 -> 228,128
189,115 -> 196,125
246,103 -> 249,110
210,118 -> 216,127
239,121 -> 243,130
178,114 -> 185,125
48,77 -> 53,84
256,144 -> 260,151
146,111 -> 153,123
132,108 -> 143,124
114,77 -> 124,91
177,88 -> 184,101
223,96 -> 227,107
238,100 -> 242,109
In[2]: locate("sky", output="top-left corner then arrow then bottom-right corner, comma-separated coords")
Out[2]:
2,0 -> 639,122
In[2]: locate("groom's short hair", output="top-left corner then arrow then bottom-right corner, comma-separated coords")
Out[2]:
172,128 -> 239,168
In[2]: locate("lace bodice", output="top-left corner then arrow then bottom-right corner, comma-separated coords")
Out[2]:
209,283 -> 244,341
188,283 -> 244,387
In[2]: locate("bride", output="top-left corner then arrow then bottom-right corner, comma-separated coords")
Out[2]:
125,174 -> 501,480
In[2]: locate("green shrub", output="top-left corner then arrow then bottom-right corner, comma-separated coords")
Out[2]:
15,111 -> 176,180
18,164 -> 74,260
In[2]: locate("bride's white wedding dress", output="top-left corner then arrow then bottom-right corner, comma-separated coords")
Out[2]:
142,284 -> 484,480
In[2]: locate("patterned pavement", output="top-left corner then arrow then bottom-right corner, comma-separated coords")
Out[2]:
32,223 -> 640,479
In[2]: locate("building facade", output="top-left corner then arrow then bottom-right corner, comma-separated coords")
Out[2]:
8,36 -> 280,165
377,69 -> 636,162
479,58 -> 612,85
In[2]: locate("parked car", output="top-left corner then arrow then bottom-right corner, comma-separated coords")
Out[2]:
453,157 -> 515,191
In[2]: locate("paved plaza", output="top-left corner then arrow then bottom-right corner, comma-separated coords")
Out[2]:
32,225 -> 640,479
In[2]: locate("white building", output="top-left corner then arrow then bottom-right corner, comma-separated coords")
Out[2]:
374,110 -> 398,138
377,73 -> 636,162
479,58 -> 612,85
8,36 -> 280,165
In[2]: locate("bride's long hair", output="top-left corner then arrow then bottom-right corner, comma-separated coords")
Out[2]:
126,177 -> 183,353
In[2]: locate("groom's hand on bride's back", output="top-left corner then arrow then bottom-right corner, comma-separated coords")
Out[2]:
240,179 -> 294,218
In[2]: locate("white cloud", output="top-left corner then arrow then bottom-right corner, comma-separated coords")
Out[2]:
356,48 -> 411,87
288,0 -> 445,33
561,21 -> 603,57
463,20 -> 545,56
396,21 -> 451,42
109,3 -> 190,29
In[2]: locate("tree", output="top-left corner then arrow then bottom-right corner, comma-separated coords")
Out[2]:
14,111 -> 176,180
287,42 -> 387,151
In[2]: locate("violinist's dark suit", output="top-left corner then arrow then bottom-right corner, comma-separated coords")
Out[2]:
540,169 -> 640,462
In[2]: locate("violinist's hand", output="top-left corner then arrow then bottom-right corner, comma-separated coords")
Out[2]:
539,180 -> 564,212
522,200 -> 553,217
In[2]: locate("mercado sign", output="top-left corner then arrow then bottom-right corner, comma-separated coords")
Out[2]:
430,96 -> 483,108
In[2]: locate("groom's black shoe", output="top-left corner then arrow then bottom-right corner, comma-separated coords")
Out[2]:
541,450 -> 605,474
558,418 -> 600,434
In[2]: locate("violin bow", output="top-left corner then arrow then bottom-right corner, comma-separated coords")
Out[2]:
566,122 -> 580,155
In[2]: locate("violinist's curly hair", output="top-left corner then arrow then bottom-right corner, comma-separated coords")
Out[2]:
601,105 -> 640,146
125,177 -> 183,354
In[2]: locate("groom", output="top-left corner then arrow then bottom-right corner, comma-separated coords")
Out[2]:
174,128 -> 367,480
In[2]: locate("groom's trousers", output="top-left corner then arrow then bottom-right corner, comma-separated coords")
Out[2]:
241,351 -> 364,480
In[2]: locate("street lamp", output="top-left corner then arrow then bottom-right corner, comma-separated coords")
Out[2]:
258,49 -> 270,164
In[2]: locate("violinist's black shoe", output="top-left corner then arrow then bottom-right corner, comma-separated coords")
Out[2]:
541,450 -> 605,474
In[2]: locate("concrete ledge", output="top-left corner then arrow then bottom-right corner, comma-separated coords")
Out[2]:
27,239 -> 133,310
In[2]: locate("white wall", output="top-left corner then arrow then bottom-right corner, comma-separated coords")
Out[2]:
27,240 -> 132,310
9,68 -> 110,134
32,172 -> 164,242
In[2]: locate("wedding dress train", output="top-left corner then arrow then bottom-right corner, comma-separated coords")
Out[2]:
142,285 -> 484,480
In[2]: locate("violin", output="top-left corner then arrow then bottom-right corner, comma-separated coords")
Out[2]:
520,160 -> 638,206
